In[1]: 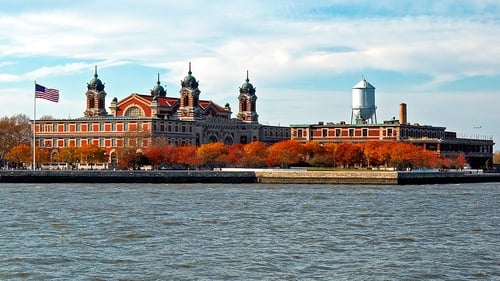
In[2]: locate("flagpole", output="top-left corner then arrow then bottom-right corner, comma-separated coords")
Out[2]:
33,81 -> 36,170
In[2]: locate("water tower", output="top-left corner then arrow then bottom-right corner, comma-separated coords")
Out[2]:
351,78 -> 377,124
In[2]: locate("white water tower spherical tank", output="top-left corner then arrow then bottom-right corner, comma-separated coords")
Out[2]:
352,78 -> 376,121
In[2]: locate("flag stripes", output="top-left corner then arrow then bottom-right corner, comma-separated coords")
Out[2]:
35,83 -> 59,103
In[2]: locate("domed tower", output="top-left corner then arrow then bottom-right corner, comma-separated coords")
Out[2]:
237,70 -> 258,123
178,62 -> 201,120
351,77 -> 377,124
84,65 -> 108,117
151,73 -> 167,97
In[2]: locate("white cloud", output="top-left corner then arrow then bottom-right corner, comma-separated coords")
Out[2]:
0,1 -> 499,146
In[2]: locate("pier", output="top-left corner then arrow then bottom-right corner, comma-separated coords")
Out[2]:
0,170 -> 499,185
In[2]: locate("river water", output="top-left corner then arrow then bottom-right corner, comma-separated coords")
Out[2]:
0,182 -> 498,280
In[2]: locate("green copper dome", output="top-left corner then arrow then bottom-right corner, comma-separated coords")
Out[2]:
181,62 -> 199,89
240,71 -> 255,94
151,73 -> 166,97
88,65 -> 104,91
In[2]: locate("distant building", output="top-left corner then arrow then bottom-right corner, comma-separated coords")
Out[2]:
291,79 -> 494,169
34,64 -> 290,166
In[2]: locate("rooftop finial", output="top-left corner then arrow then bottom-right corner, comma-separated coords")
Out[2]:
157,73 -> 160,85
94,65 -> 98,78
188,62 -> 192,75
246,70 -> 249,82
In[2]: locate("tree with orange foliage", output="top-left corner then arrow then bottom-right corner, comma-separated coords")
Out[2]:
115,146 -> 137,170
413,149 -> 440,169
80,143 -> 106,164
334,143 -> 363,168
439,156 -> 452,169
307,142 -> 337,167
53,146 -> 81,165
197,142 -> 228,169
303,142 -> 322,161
172,145 -> 200,169
266,140 -> 304,168
494,151 -> 500,165
363,141 -> 387,168
144,146 -> 164,169
237,141 -> 268,168
35,148 -> 51,167
384,142 -> 417,170
161,145 -> 177,168
226,143 -> 245,166
4,144 -> 31,168
244,141 -> 267,158
452,153 -> 468,169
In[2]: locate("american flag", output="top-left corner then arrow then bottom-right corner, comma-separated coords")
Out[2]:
35,83 -> 59,103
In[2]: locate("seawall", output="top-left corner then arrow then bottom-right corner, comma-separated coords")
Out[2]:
0,170 -> 257,184
0,170 -> 499,185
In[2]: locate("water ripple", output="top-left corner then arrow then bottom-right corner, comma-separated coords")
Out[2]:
0,182 -> 498,280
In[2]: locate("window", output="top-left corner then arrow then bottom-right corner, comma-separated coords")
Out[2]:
297,129 -> 303,138
335,129 -> 341,137
100,123 -> 105,131
124,106 -> 143,117
88,123 -> 92,132
322,129 -> 328,137
124,122 -> 128,131
112,123 -> 116,131
387,128 -> 393,137
349,128 -> 354,137
362,128 -> 368,137
76,123 -> 80,131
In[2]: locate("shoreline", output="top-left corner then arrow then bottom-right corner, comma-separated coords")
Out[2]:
1,170 -> 499,185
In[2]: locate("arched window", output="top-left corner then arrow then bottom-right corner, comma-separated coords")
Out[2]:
241,99 -> 247,111
224,137 -> 233,145
124,106 -> 143,117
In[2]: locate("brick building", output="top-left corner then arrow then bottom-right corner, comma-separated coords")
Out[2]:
34,64 -> 290,166
291,79 -> 494,169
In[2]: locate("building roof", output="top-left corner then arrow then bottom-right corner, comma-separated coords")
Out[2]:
134,94 -> 179,107
352,78 -> 375,89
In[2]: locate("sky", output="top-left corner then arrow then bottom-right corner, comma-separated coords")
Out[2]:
1,0 -> 499,149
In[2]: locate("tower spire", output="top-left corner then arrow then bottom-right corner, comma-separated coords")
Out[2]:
157,73 -> 160,85
188,62 -> 192,75
246,70 -> 249,82
94,65 -> 98,78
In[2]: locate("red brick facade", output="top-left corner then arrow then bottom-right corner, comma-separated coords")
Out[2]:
34,65 -> 290,166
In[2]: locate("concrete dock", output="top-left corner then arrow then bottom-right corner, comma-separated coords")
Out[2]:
0,170 -> 499,185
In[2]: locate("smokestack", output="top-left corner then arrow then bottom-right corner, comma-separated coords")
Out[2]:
399,103 -> 407,125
